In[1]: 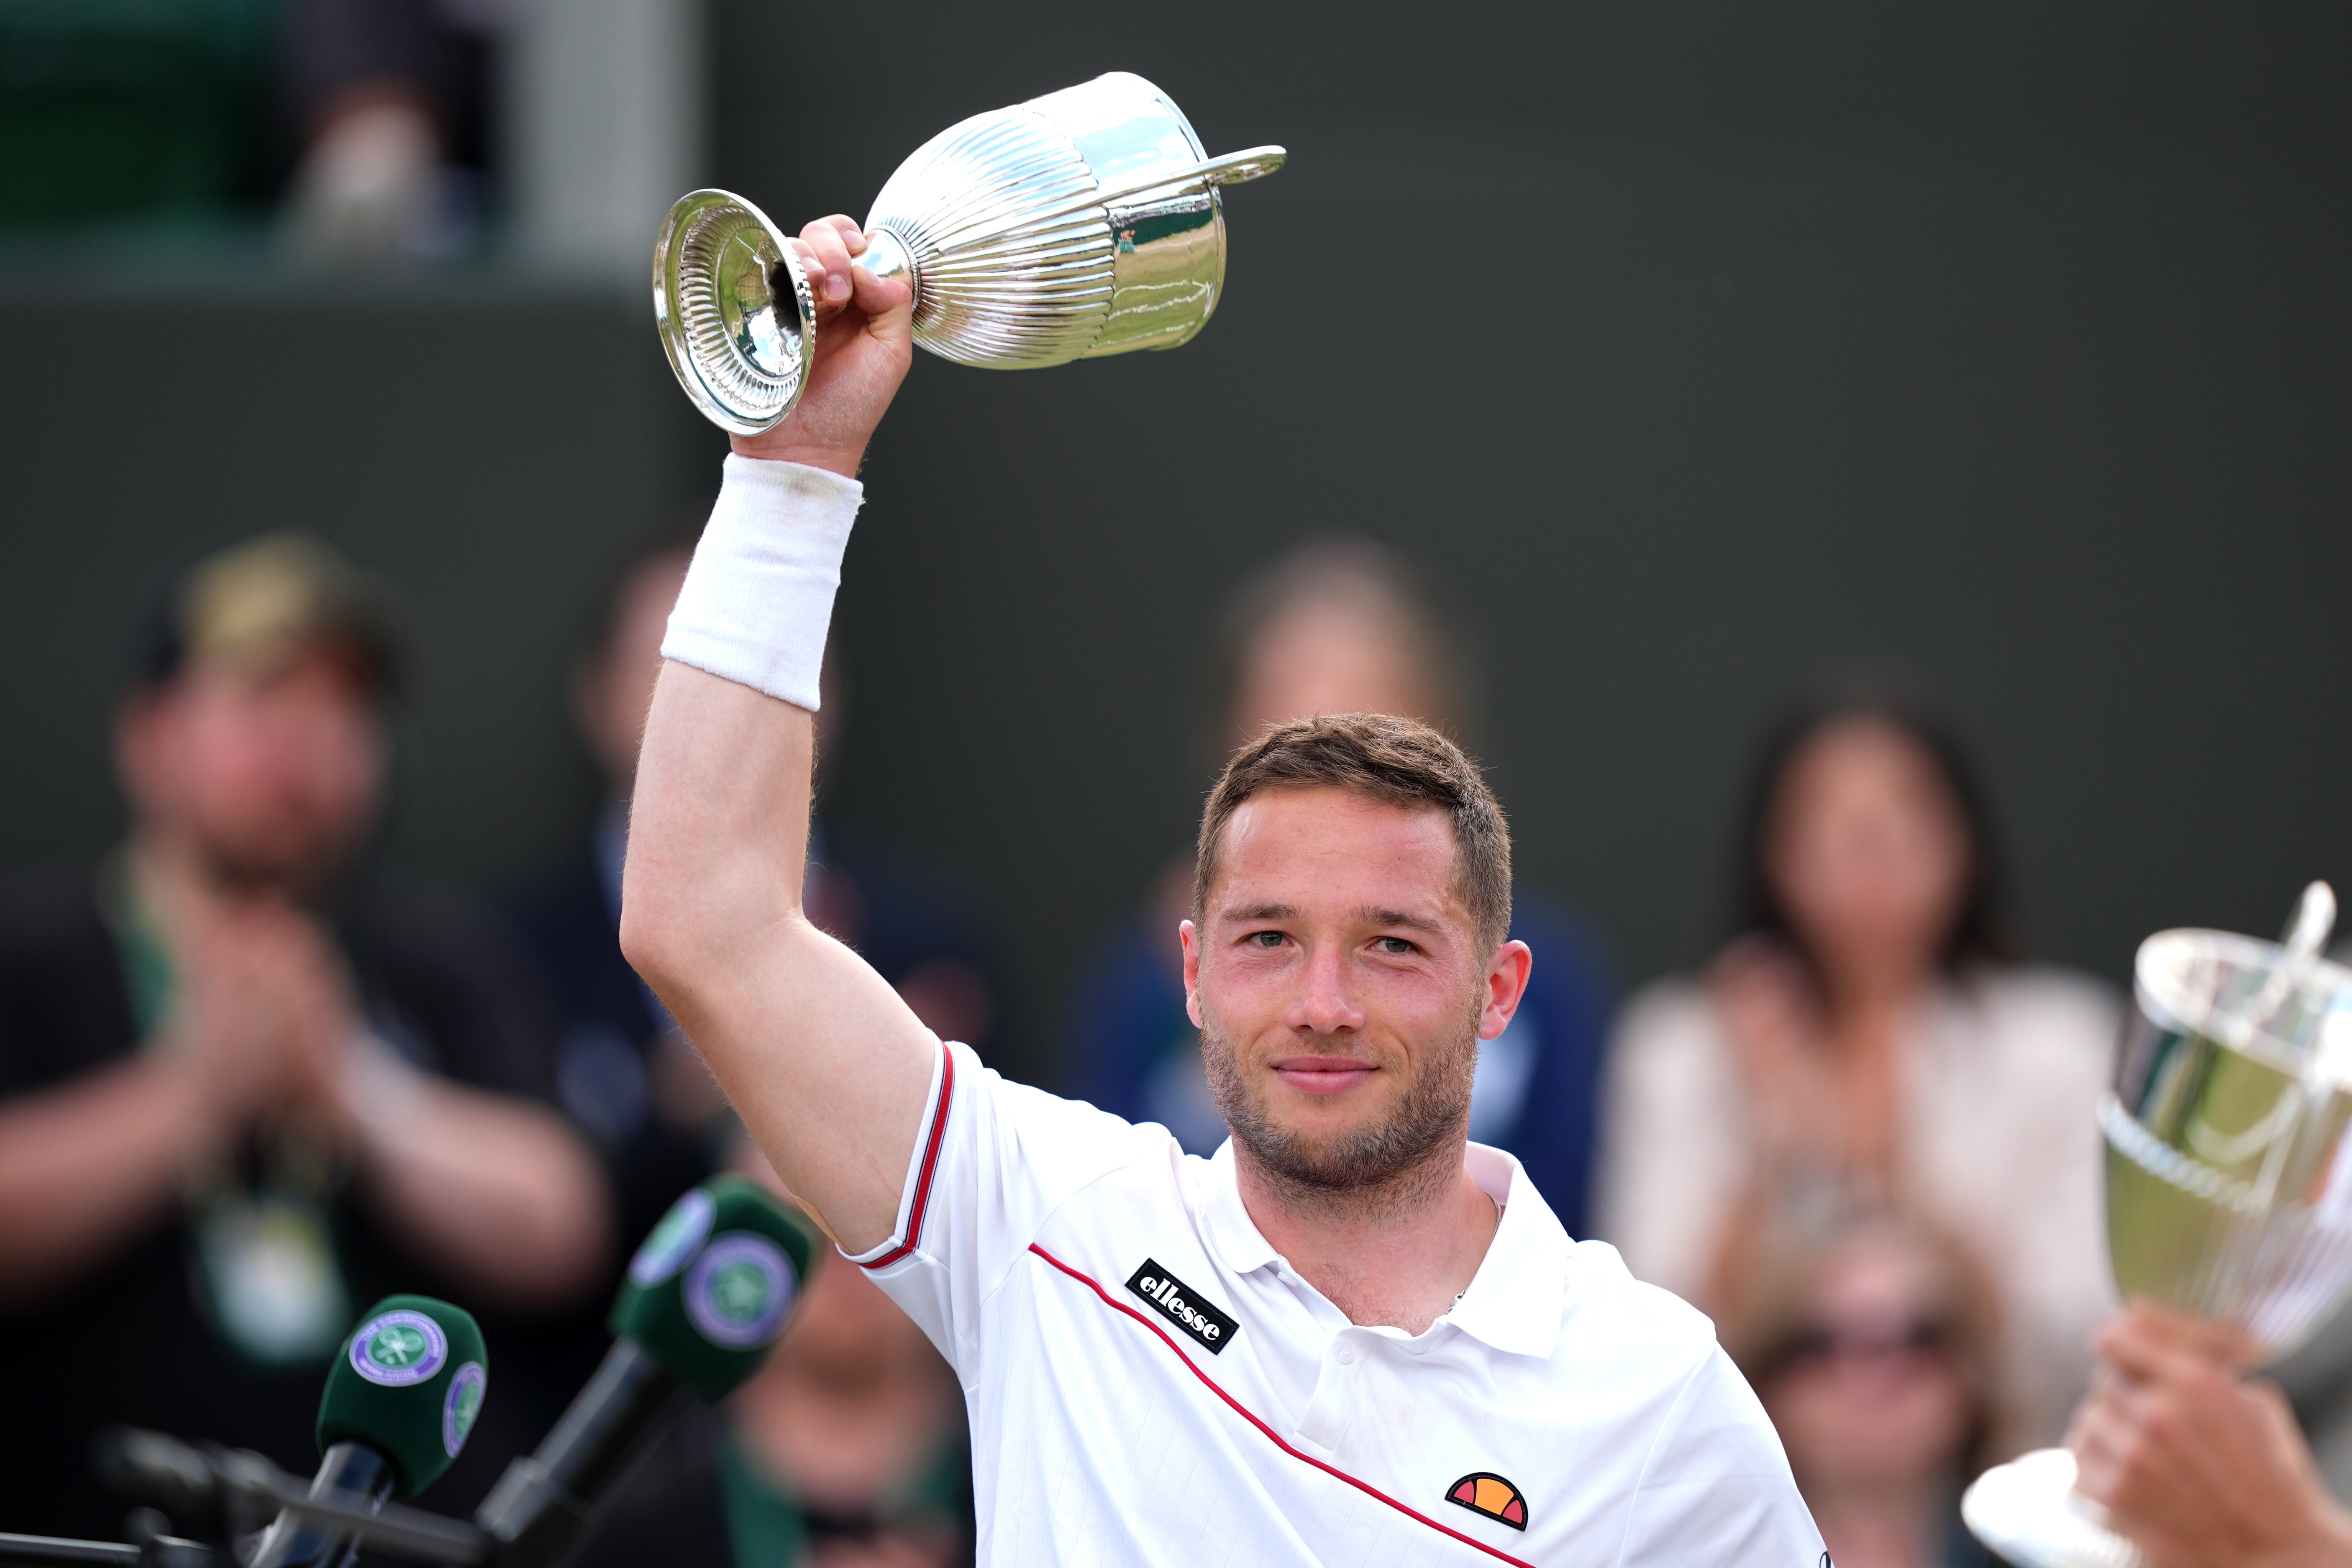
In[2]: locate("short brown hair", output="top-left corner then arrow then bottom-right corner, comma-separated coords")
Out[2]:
1195,713 -> 1513,951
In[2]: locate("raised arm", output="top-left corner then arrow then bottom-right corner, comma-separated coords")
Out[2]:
620,217 -> 933,1252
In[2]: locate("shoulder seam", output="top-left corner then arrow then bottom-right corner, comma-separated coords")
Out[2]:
857,1050 -> 1171,1326
968,1112 -> 1171,1317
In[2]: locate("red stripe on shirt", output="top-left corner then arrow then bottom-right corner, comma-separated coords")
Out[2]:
857,1041 -> 956,1270
1027,1243 -> 1540,1568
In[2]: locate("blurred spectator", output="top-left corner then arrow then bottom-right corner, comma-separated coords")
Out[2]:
800,645 -> 1009,1063
1064,539 -> 1617,1233
0,532 -> 607,1536
1596,690 -> 2117,1446
510,535 -> 1006,1419
512,541 -> 718,1261
0,0 -> 499,254
576,1144 -> 971,1568
1728,1205 -> 2003,1568
282,0 -> 505,260
2070,1302 -> 2352,1568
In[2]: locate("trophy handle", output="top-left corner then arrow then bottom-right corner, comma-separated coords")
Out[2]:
1196,146 -> 1287,186
1961,1448 -> 2145,1568
653,189 -> 818,436
1090,146 -> 1287,207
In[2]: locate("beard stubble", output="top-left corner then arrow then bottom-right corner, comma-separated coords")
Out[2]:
1201,994 -> 1483,1217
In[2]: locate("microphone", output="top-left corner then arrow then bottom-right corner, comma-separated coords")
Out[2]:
475,1177 -> 815,1568
249,1295 -> 488,1568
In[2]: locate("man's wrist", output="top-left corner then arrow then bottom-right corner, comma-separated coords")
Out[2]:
728,432 -> 866,478
147,1048 -> 242,1164
337,1033 -> 428,1149
661,454 -> 865,712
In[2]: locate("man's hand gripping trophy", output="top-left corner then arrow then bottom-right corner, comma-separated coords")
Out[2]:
734,218 -> 914,478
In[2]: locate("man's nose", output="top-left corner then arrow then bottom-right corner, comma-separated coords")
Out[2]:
1286,944 -> 1365,1035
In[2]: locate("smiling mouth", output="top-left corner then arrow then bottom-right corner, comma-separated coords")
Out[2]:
1270,1057 -> 1376,1095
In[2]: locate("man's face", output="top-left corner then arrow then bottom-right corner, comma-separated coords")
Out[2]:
119,649 -> 386,890
1181,784 -> 1528,1192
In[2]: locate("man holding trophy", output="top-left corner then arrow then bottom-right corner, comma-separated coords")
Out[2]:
621,74 -> 1824,1568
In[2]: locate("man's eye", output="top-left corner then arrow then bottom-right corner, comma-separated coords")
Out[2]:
1249,931 -> 1285,948
1377,937 -> 1415,956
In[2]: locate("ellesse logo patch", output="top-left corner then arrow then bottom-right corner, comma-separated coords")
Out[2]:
1125,1259 -> 1238,1355
1446,1472 -> 1527,1531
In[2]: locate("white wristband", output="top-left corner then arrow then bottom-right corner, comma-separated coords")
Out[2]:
661,454 -> 864,712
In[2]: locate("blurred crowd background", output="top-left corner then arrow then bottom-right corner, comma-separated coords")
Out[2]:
4,3 -> 2352,1567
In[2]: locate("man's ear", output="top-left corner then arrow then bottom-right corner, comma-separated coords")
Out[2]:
1181,919 -> 1204,1028
1478,939 -> 1534,1041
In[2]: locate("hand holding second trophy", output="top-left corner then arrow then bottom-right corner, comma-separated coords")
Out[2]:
2067,1302 -> 2352,1568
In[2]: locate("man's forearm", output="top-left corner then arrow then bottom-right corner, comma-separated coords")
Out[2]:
623,658 -> 818,989
0,1056 -> 217,1301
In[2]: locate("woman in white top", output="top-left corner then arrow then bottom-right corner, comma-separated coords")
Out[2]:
1596,693 -> 2119,1450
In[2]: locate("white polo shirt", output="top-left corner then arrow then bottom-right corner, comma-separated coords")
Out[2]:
850,1039 -> 1825,1567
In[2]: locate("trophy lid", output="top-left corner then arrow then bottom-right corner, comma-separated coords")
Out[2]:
2134,926 -> 2352,1087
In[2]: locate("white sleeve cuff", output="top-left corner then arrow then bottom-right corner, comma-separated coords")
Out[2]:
659,454 -> 864,712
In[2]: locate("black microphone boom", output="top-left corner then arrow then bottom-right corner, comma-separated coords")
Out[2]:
245,1443 -> 392,1568
41,1187 -> 812,1568
0,1530 -> 210,1568
471,1342 -> 683,1568
473,1178 -> 817,1568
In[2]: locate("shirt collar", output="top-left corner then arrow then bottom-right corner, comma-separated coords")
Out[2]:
1197,1139 -> 1569,1361
1445,1143 -> 1570,1360
1200,1139 -> 1283,1275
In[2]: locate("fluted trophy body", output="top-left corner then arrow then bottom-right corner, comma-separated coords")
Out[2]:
652,72 -> 1285,435
1963,909 -> 2352,1568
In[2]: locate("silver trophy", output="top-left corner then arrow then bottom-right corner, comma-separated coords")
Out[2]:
1965,883 -> 2352,1568
651,72 -> 1286,435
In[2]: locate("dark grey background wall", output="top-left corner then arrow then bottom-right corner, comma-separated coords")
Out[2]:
4,2 -> 2349,1087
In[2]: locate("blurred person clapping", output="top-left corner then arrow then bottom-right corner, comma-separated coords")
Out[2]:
2067,1302 -> 2352,1568
0,533 -> 606,1536
1596,690 -> 2119,1448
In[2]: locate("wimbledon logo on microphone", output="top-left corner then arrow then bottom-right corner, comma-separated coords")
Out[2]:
686,1233 -> 795,1349
350,1309 -> 449,1388
630,1188 -> 717,1288
442,1362 -> 487,1457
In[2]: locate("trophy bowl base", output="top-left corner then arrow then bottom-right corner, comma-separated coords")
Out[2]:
1961,1449 -> 2144,1568
653,189 -> 816,437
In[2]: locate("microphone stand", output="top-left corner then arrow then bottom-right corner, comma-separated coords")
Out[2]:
0,1522 -> 211,1568
53,1433 -> 492,1568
